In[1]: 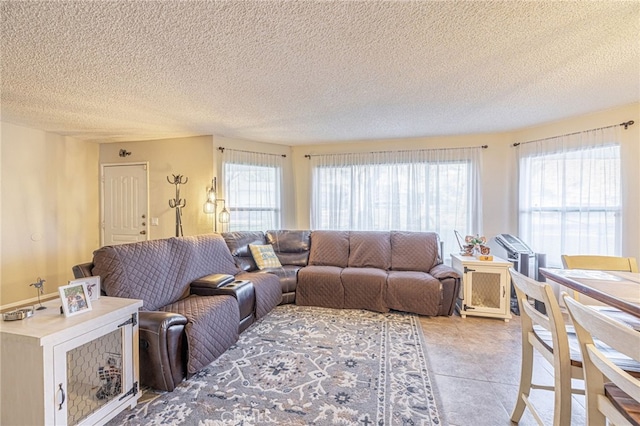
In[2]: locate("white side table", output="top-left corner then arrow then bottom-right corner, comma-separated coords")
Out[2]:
451,253 -> 513,321
1,296 -> 143,425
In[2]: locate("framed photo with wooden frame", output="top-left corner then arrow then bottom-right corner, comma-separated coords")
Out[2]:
59,282 -> 92,317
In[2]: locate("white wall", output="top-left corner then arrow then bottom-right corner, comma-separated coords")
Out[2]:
99,135 -> 295,237
291,103 -> 640,260
103,103 -> 638,260
1,123 -> 100,306
100,135 -> 215,239
2,103 -> 637,306
0,122 -> 3,296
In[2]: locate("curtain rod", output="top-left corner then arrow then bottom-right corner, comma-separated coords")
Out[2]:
218,146 -> 286,158
512,120 -> 634,147
304,144 -> 488,159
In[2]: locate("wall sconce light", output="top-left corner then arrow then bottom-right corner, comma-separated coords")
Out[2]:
119,149 -> 132,157
203,177 -> 230,232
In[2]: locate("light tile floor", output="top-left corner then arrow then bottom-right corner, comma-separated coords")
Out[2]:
419,312 -> 586,426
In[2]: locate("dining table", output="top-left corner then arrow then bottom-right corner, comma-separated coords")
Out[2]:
540,268 -> 640,320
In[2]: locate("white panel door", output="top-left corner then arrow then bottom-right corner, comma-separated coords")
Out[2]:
102,163 -> 149,246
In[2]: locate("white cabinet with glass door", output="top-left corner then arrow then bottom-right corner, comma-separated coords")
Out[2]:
1,296 -> 142,425
451,253 -> 513,321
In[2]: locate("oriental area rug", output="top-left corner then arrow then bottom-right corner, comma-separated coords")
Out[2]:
109,304 -> 444,425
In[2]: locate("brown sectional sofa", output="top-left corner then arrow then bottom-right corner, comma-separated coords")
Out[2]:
223,230 -> 460,316
73,229 -> 459,392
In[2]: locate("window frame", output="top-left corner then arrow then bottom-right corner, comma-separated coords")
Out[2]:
517,142 -> 622,266
222,155 -> 284,232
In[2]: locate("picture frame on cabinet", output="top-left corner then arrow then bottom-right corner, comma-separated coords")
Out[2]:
68,276 -> 101,301
59,282 -> 93,317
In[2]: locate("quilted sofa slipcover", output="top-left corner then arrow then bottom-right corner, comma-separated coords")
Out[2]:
223,230 -> 310,304
73,233 -> 281,391
222,230 -> 460,316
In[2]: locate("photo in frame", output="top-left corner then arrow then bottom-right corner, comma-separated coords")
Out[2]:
68,276 -> 101,301
59,282 -> 92,317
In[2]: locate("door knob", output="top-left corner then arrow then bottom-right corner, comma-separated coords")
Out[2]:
142,222 -> 146,226
140,230 -> 146,235
142,214 -> 146,219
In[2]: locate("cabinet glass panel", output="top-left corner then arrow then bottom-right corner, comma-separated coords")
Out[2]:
66,328 -> 123,426
470,272 -> 501,309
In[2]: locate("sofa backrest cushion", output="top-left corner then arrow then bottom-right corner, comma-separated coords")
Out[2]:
266,230 -> 311,267
222,231 -> 266,271
93,238 -> 181,311
308,231 -> 350,267
348,231 -> 391,270
390,231 -> 441,272
180,234 -> 240,280
92,234 -> 239,311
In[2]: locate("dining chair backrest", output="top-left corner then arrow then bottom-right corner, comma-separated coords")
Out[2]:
510,268 -> 581,426
561,255 -> 639,304
561,255 -> 638,273
511,268 -> 569,358
563,294 -> 640,426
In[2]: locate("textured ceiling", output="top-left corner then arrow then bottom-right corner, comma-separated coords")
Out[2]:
1,1 -> 638,145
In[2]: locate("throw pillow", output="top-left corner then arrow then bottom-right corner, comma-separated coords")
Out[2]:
249,244 -> 282,269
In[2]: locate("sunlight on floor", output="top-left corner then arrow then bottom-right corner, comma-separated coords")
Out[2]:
419,313 -> 586,426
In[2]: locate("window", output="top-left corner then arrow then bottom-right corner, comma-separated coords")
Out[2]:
517,127 -> 621,267
309,148 -> 483,258
222,150 -> 284,231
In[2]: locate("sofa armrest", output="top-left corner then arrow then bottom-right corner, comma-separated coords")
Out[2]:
190,274 -> 236,295
72,262 -> 94,279
139,310 -> 188,330
429,264 -> 461,316
138,311 -> 188,392
429,263 -> 460,280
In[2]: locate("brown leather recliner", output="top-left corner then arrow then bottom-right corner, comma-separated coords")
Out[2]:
73,262 -> 189,391
72,234 -> 281,392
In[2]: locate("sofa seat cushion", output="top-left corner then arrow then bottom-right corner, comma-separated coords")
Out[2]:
273,251 -> 310,267
234,271 -> 282,318
390,231 -> 441,273
348,231 -> 391,270
386,271 -> 443,316
259,265 -> 301,294
160,295 -> 239,375
309,231 -> 350,267
341,267 -> 389,313
296,265 -> 344,308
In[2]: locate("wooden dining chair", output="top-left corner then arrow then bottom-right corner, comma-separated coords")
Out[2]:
510,268 -> 584,426
561,255 -> 638,273
563,294 -> 640,426
560,255 -> 638,304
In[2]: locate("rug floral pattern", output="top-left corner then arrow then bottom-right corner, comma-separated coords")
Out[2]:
110,305 -> 442,425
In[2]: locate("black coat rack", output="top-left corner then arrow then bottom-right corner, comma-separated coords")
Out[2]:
167,174 -> 188,237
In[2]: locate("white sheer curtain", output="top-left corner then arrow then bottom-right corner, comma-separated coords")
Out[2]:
309,147 -> 483,257
222,149 -> 284,231
517,126 -> 621,267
